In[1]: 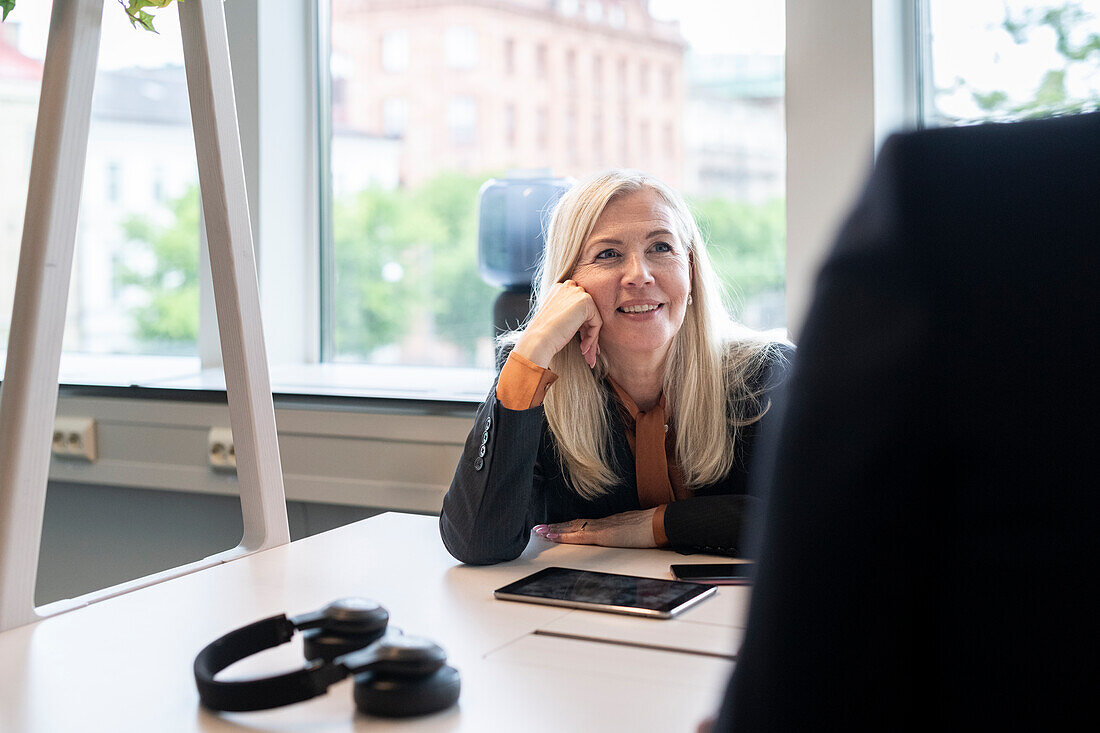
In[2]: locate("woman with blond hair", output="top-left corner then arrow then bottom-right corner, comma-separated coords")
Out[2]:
440,170 -> 790,565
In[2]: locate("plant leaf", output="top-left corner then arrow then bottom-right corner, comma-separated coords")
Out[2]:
120,0 -> 181,34
1,0 -> 16,23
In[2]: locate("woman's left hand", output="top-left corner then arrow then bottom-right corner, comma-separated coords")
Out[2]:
533,508 -> 657,548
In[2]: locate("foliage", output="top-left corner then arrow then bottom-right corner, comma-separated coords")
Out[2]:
331,172 -> 496,363
331,172 -> 786,363
117,185 -> 200,349
0,0 -> 180,32
120,0 -> 180,33
111,173 -> 785,363
957,1 -> 1100,121
690,196 -> 786,314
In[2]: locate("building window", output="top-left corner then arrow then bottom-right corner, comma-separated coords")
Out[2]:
586,1 -> 604,24
608,3 -> 626,29
382,98 -> 408,137
504,37 -> 516,74
536,105 -> 550,148
921,0 -> 1100,126
536,42 -> 549,78
593,111 -> 604,163
504,103 -> 517,148
380,29 -> 409,73
566,105 -> 579,163
448,96 -> 478,146
106,161 -> 122,204
445,26 -> 478,70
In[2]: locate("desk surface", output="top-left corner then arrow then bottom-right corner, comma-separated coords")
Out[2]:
0,513 -> 748,732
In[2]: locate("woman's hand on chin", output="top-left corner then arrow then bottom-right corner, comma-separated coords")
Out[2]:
533,508 -> 657,548
514,280 -> 602,368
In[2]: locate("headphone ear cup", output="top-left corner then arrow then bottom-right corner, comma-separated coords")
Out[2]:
352,665 -> 461,718
301,627 -> 389,663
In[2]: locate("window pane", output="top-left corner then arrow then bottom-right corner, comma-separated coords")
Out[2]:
0,5 -> 200,358
325,0 -> 786,369
925,0 -> 1100,126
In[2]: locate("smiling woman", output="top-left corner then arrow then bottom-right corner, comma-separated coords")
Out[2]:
439,169 -> 792,565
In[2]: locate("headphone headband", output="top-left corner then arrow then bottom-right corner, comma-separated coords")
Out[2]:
193,614 -> 347,712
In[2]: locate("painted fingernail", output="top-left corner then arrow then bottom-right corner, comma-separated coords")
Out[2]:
545,533 -> 561,541
533,525 -> 548,536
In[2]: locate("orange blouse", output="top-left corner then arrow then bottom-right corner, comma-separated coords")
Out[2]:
496,351 -> 684,545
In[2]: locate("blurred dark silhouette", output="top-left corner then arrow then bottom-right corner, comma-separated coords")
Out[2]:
716,111 -> 1100,731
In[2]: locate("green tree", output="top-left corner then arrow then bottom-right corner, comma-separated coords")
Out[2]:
960,1 -> 1100,121
117,184 -> 200,352
332,172 -> 496,363
690,196 -> 785,316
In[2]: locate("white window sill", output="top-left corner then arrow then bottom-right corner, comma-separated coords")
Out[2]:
1,351 -> 494,404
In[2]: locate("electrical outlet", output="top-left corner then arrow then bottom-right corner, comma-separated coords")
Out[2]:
52,417 -> 97,461
207,427 -> 236,470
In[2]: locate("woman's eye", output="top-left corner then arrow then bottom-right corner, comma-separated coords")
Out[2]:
652,242 -> 673,253
594,249 -> 619,260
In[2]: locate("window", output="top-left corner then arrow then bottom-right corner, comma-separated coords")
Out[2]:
447,96 -> 478,146
504,37 -> 516,74
536,105 -> 550,148
0,4 -> 200,359
608,3 -> 627,29
322,0 -> 788,375
380,29 -> 409,73
106,161 -> 122,204
922,0 -> 1100,126
536,42 -> 549,78
586,1 -> 604,24
382,97 -> 408,137
559,0 -> 580,18
444,26 -> 478,70
504,103 -> 517,148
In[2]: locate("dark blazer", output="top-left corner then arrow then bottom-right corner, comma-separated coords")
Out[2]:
717,112 -> 1100,731
439,344 -> 791,565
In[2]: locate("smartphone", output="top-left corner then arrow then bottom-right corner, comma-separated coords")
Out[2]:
669,562 -> 754,585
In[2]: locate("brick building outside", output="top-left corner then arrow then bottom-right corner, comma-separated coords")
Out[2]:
331,0 -> 686,187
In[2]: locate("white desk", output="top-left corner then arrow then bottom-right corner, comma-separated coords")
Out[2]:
0,513 -> 749,732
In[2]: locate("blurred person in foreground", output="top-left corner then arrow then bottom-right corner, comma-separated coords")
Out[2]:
709,111 -> 1099,731
440,170 -> 790,565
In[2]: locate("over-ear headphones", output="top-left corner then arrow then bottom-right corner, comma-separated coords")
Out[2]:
193,598 -> 460,717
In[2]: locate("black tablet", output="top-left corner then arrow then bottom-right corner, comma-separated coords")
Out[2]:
493,566 -> 717,619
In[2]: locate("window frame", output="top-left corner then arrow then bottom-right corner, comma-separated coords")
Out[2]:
3,0 -> 925,397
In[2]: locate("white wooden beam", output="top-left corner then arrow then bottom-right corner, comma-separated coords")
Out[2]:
0,0 -> 105,632
178,0 -> 290,552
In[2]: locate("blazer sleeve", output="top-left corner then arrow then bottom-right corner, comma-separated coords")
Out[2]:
661,343 -> 794,557
438,385 -> 548,565
663,494 -> 762,556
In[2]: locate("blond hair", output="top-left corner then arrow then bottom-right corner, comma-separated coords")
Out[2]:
505,170 -> 778,499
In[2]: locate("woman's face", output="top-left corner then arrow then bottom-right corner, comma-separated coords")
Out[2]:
570,188 -> 692,365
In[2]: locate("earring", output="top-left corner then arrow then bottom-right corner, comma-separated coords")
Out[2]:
687,293 -> 693,305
